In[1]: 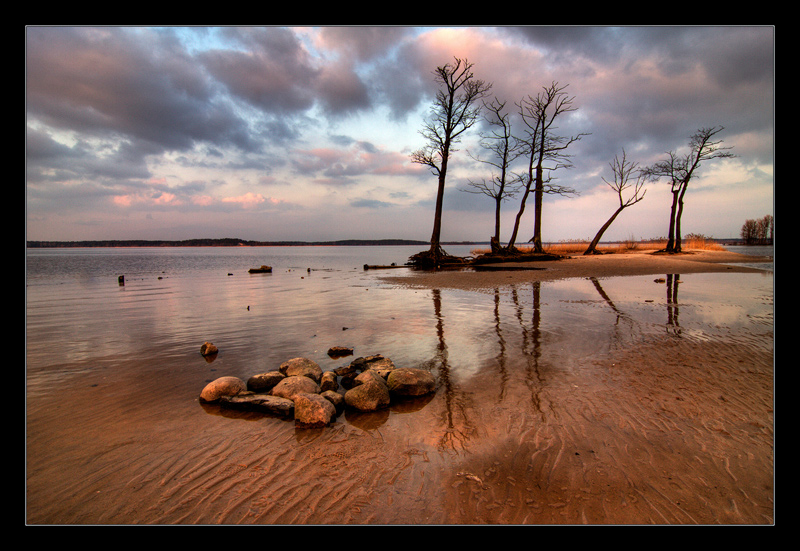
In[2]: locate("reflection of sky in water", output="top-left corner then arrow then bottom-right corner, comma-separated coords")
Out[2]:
26,247 -> 773,391
419,271 -> 773,383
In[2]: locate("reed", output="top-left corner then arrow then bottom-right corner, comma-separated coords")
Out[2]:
470,237 -> 725,257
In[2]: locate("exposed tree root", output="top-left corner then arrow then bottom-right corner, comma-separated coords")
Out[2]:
408,246 -> 471,268
408,244 -> 563,269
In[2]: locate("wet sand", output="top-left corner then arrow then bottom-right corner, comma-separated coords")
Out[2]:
382,248 -> 774,291
26,249 -> 774,525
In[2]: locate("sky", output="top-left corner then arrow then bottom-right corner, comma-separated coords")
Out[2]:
25,26 -> 774,244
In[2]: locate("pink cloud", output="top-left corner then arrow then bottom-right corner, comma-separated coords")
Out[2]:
221,191 -> 266,208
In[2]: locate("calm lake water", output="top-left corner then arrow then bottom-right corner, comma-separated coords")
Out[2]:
25,244 -> 773,400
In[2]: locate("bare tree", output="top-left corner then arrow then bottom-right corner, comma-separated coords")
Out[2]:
507,82 -> 586,253
460,97 -> 523,253
742,214 -> 774,245
584,149 -> 647,255
643,126 -> 736,253
410,58 -> 492,266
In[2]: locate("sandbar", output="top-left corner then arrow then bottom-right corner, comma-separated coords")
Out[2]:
382,249 -> 773,291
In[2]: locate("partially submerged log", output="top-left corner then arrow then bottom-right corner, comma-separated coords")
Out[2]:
248,265 -> 272,273
363,263 -> 408,270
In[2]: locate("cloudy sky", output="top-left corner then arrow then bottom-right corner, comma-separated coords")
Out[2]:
26,26 -> 774,244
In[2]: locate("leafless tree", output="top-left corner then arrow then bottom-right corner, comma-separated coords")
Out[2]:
584,150 -> 647,255
741,214 -> 774,244
461,97 -> 524,253
507,82 -> 586,253
410,58 -> 492,266
643,126 -> 736,253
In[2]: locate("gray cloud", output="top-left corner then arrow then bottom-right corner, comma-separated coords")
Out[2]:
26,26 -> 774,243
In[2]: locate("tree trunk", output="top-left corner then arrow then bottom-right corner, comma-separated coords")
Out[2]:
493,195 -> 502,248
674,183 -> 688,253
530,180 -> 544,253
529,132 -> 546,253
665,189 -> 680,253
428,147 -> 450,260
506,181 -> 532,251
584,207 -> 623,255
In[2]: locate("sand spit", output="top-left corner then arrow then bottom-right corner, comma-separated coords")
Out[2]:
381,249 -> 773,291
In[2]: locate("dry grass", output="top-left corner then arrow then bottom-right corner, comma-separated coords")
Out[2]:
471,237 -> 725,257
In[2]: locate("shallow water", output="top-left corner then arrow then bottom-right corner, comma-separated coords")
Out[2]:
25,246 -> 774,524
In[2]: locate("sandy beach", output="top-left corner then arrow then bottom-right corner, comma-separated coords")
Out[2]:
26,248 -> 774,525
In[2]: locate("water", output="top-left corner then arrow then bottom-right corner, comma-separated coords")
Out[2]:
25,245 -> 775,524
26,244 -> 773,397
723,244 -> 774,271
25,245 -> 476,393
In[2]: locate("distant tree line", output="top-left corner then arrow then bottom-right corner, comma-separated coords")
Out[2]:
740,215 -> 774,245
26,238 -> 431,248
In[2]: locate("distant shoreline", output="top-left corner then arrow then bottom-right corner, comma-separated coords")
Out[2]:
26,238 -> 442,248
25,237 -> 751,249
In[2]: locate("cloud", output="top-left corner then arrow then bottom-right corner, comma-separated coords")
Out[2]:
221,191 -> 267,208
26,26 -> 774,243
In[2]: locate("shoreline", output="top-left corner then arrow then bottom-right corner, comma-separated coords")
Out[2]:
382,249 -> 773,291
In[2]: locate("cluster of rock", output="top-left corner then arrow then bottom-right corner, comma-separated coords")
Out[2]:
199,353 -> 436,428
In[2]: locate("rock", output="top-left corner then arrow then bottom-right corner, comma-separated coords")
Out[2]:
199,376 -> 246,403
349,355 -> 381,370
351,355 -> 395,377
344,370 -> 391,412
387,368 -> 436,397
200,341 -> 219,356
270,375 -> 320,401
328,346 -> 354,358
365,356 -> 396,379
320,390 -> 345,413
247,371 -> 285,392
219,392 -> 295,417
199,352 -> 437,427
248,265 -> 272,273
333,363 -> 358,377
279,357 -> 323,383
320,371 -> 339,392
293,392 -> 336,427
